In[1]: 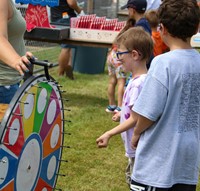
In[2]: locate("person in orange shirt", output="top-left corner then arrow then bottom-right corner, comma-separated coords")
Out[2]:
145,9 -> 169,56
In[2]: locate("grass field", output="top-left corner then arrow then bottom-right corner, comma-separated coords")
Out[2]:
49,68 -> 128,191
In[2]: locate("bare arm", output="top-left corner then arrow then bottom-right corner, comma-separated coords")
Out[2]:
131,114 -> 154,149
96,111 -> 138,148
0,0 -> 33,75
67,0 -> 82,14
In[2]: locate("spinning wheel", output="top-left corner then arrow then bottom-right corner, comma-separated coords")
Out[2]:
0,60 -> 65,191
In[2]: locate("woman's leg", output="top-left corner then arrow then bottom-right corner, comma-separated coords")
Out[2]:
58,47 -> 71,76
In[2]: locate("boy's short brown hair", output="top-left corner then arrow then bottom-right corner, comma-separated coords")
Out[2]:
145,10 -> 159,28
116,27 -> 153,62
158,0 -> 200,41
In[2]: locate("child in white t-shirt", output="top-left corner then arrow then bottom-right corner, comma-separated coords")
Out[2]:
96,27 -> 153,185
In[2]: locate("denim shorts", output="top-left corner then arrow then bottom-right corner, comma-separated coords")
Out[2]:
0,83 -> 19,104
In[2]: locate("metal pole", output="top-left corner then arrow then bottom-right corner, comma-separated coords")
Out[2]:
87,0 -> 94,14
116,0 -> 119,13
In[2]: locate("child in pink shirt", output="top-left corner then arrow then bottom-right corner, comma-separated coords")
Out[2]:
97,27 -> 153,185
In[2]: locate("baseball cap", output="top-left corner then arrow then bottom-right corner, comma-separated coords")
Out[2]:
121,0 -> 147,13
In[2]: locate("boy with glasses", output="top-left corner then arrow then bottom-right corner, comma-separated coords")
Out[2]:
96,27 -> 153,186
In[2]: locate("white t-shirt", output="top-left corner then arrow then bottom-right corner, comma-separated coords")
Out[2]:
132,49 -> 200,188
120,74 -> 147,158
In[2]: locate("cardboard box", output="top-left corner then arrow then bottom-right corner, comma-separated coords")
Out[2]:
69,28 -> 119,44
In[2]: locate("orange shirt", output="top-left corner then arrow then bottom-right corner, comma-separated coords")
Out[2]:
152,31 -> 168,56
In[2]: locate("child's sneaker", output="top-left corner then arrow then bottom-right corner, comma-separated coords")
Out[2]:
114,106 -> 121,113
105,105 -> 116,113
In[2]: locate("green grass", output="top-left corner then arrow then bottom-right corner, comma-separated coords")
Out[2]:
48,69 -> 128,191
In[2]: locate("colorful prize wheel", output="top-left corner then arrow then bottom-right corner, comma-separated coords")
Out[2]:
0,61 -> 65,191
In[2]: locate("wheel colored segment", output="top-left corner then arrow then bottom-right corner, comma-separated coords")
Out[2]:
0,75 -> 64,191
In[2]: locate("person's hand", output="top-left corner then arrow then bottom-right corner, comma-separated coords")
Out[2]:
96,132 -> 111,148
78,10 -> 85,16
77,10 -> 85,17
131,133 -> 140,149
14,52 -> 34,76
112,112 -> 120,122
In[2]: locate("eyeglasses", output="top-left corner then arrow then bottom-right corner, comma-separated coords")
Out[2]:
116,51 -> 130,59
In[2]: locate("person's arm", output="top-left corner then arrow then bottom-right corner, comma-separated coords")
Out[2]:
67,0 -> 82,14
96,111 -> 138,148
0,0 -> 32,75
131,114 -> 154,149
